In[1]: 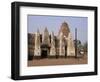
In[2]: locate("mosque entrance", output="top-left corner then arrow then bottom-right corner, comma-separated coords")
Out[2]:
41,44 -> 50,58
65,45 -> 67,58
41,50 -> 47,58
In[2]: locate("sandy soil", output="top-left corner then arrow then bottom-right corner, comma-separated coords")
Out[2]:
28,54 -> 87,67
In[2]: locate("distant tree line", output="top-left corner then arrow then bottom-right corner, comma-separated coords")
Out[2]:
74,40 -> 88,53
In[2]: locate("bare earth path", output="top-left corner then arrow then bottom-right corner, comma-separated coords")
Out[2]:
28,55 -> 87,66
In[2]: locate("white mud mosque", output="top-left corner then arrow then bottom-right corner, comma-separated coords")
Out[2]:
28,22 -> 75,59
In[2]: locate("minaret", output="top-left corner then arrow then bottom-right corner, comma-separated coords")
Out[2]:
50,32 -> 56,56
67,33 -> 75,56
58,21 -> 75,57
42,27 -> 50,45
59,32 -> 65,56
34,29 -> 41,57
58,22 -> 69,57
58,21 -> 70,37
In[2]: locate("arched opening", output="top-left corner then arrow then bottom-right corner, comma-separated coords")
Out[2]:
41,50 -> 47,58
41,44 -> 50,58
65,45 -> 67,58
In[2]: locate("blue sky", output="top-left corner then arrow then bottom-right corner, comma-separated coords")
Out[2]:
28,15 -> 88,44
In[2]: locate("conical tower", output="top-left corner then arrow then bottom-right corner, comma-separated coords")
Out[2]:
58,21 -> 70,37
67,33 -> 75,56
59,32 -> 65,56
58,21 -> 75,57
34,29 -> 41,56
50,32 -> 56,56
42,27 -> 50,45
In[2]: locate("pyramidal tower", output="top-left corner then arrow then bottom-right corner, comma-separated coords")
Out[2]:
58,21 -> 75,57
59,32 -> 65,56
58,21 -> 70,37
50,32 -> 56,56
42,27 -> 50,45
67,33 -> 75,56
34,29 -> 41,57
58,22 -> 69,56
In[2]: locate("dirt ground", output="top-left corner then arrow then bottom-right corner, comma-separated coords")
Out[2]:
28,54 -> 87,67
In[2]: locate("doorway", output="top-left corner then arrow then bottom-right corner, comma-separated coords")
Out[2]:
65,45 -> 67,58
41,50 -> 47,58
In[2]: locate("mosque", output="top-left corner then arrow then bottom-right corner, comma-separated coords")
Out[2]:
28,22 -> 75,59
